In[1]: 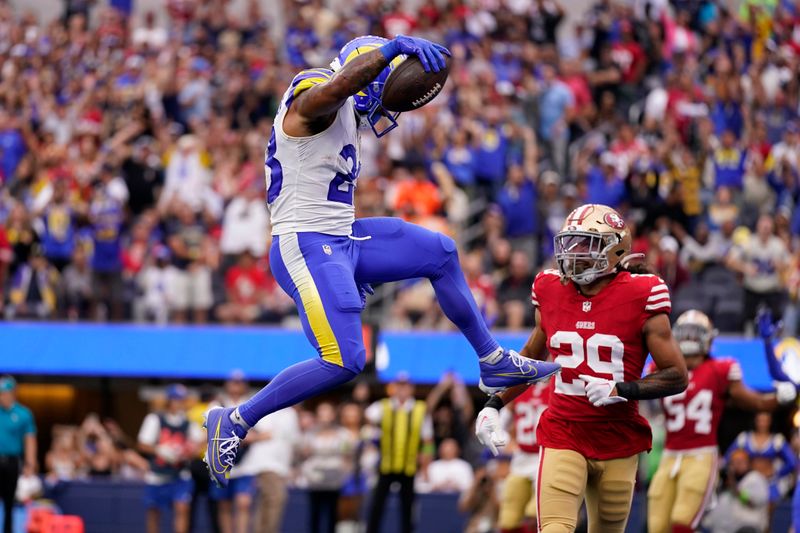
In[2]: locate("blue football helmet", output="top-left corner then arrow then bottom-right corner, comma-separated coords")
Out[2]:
330,35 -> 404,137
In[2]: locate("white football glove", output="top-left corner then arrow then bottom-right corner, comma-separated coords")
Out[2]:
774,381 -> 797,405
475,407 -> 507,456
579,374 -> 628,407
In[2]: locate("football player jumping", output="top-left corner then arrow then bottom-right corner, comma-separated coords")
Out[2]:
647,310 -> 796,533
203,35 -> 560,486
476,204 -> 689,533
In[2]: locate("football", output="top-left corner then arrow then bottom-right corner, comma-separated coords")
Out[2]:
381,55 -> 451,113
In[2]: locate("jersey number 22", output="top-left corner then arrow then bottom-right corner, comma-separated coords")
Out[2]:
327,144 -> 359,206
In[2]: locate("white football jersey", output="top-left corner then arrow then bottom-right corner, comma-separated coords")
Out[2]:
266,69 -> 361,236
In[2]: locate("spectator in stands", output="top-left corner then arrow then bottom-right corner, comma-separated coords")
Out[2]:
137,384 -> 203,533
496,164 -> 539,262
38,178 -> 78,271
537,64 -> 574,175
443,129 -> 477,192
5,202 -> 38,278
179,59 -> 213,128
230,404 -> 299,533
710,129 -> 748,191
727,214 -> 790,324
529,0 -> 565,45
300,402 -> 356,533
219,184 -> 269,264
462,250 -> 499,326
708,186 -> 740,231
497,251 -> 536,329
0,107 -> 27,184
706,449 -> 770,533
366,373 -> 433,533
119,137 -> 163,217
45,426 -> 82,482
63,244 -> 94,320
135,245 -> 176,324
458,459 -> 508,533
217,251 -> 270,324
425,439 -> 474,494
656,235 -> 690,291
338,401 -> 372,531
677,221 -> 725,274
159,135 -> 214,215
209,372 -> 255,533
0,376 -> 36,533
186,386 -> 220,533
167,202 -> 214,323
393,163 -> 443,223
766,121 -> 800,178
5,246 -> 59,320
474,109 -> 510,199
89,175 -> 125,321
586,152 -> 625,208
426,372 -> 474,452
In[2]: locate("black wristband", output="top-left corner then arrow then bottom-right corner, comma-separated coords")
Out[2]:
615,381 -> 640,399
484,395 -> 504,410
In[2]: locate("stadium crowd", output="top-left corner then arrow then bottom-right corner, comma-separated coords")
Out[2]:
0,0 -> 798,334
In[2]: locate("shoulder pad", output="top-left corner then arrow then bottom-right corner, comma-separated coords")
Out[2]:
289,68 -> 334,99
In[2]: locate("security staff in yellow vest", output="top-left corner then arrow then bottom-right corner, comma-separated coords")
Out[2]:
365,372 -> 433,533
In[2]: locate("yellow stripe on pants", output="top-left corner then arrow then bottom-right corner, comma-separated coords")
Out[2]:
278,233 -> 343,366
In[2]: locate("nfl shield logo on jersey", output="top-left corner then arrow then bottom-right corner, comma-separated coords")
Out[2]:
322,244 -> 332,256
582,301 -> 592,312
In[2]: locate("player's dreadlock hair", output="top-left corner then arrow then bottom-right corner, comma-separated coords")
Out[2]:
615,253 -> 653,275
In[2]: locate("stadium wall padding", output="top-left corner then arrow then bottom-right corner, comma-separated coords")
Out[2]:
0,322 -> 780,389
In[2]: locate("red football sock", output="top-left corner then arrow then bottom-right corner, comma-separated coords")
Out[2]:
672,525 -> 694,533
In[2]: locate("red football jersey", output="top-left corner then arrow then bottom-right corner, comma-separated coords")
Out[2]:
660,357 -> 741,451
532,269 -> 671,459
510,381 -> 550,454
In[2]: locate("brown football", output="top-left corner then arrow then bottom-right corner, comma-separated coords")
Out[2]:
381,55 -> 451,113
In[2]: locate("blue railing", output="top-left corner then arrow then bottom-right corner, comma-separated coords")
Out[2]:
0,322 -> 778,389
1,480 -> 791,533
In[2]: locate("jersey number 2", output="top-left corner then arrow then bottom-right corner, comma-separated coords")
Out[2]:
550,331 -> 625,396
515,402 -> 546,447
327,144 -> 360,205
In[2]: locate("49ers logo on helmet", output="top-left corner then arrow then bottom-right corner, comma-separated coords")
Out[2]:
603,212 -> 625,229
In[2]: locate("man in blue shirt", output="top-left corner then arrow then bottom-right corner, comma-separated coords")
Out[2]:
0,376 -> 36,533
89,177 -> 125,320
496,163 -> 540,263
537,63 -> 574,175
475,108 -> 510,199
586,152 -> 626,207
0,109 -> 27,185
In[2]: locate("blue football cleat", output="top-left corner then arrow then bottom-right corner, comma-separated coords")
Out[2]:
479,349 -> 561,394
203,407 -> 248,487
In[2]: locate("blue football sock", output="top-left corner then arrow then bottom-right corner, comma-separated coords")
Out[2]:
237,358 -> 357,426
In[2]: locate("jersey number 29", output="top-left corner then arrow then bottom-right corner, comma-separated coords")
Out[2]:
550,331 -> 625,396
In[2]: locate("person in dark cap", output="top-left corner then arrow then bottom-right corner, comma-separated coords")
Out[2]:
137,384 -> 204,533
0,376 -> 36,533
